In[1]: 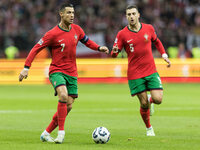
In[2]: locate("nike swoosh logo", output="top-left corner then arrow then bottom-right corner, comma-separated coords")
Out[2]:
58,39 -> 64,42
127,39 -> 133,43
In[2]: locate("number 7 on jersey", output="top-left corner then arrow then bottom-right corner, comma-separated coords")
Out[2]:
60,43 -> 65,52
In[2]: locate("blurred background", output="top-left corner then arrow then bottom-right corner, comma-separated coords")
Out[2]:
0,0 -> 200,84
0,0 -> 200,59
1,1 -> 200,149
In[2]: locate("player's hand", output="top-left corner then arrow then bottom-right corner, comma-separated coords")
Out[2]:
99,46 -> 109,54
112,45 -> 118,53
164,57 -> 171,68
19,69 -> 29,82
162,53 -> 171,68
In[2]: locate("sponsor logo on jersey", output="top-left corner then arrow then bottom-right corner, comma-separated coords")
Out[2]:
38,39 -> 43,45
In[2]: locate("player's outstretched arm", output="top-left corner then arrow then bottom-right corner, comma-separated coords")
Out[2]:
82,37 -> 109,54
19,68 -> 29,82
162,53 -> 171,68
18,32 -> 52,82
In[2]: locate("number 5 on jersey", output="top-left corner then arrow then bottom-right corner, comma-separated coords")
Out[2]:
129,44 -> 134,52
61,43 -> 65,52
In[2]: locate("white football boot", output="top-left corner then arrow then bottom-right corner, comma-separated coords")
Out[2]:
146,126 -> 155,136
54,131 -> 65,144
40,134 -> 54,142
148,94 -> 154,116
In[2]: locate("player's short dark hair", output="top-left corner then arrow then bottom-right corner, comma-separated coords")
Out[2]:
126,5 -> 138,11
59,3 -> 74,12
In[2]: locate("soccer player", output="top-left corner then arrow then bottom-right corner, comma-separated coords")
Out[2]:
111,5 -> 171,136
19,3 -> 109,143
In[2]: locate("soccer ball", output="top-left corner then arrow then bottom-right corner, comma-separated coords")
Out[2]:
92,127 -> 110,144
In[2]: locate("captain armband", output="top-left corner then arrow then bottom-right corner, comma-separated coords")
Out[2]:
80,35 -> 89,43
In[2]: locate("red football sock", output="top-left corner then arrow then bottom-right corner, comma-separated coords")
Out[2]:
46,112 -> 58,133
140,107 -> 151,128
57,101 -> 68,130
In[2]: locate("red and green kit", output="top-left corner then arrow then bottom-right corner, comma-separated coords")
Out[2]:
24,24 -> 100,77
112,23 -> 166,80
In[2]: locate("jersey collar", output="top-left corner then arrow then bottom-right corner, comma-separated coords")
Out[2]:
58,24 -> 71,32
127,23 -> 142,33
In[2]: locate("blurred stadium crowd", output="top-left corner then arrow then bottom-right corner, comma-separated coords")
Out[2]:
0,0 -> 200,58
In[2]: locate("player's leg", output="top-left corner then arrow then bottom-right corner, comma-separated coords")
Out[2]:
137,92 -> 155,136
64,73 -> 78,114
40,110 -> 58,142
128,79 -> 155,136
43,95 -> 75,143
147,72 -> 163,116
147,94 -> 154,116
66,96 -> 75,114
147,72 -> 163,104
54,96 -> 75,144
148,90 -> 163,116
54,85 -> 69,144
54,73 -> 78,144
129,78 -> 150,127
41,73 -> 67,143
150,90 -> 163,104
40,111 -> 58,142
137,92 -> 151,127
43,96 -> 75,135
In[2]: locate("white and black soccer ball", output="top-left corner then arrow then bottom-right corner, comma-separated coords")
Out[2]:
92,127 -> 110,144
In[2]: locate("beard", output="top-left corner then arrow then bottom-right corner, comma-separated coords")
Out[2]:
63,19 -> 71,25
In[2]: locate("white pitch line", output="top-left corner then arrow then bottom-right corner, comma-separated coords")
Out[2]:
0,110 -> 55,114
0,107 -> 199,114
0,108 -> 132,114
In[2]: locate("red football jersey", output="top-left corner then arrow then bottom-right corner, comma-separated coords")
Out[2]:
25,24 -> 99,77
113,23 -> 166,80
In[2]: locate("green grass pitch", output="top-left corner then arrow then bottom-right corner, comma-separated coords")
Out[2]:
0,83 -> 200,150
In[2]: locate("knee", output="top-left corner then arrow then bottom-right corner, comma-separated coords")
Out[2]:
59,93 -> 69,102
153,96 -> 162,104
140,101 -> 149,108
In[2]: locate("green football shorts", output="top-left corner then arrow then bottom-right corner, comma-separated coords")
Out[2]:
128,72 -> 163,96
49,72 -> 78,98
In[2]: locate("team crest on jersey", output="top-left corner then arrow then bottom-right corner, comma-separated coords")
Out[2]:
144,33 -> 149,42
74,34 -> 78,41
38,38 -> 43,45
54,81 -> 57,86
